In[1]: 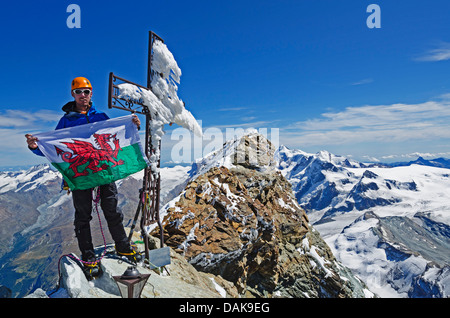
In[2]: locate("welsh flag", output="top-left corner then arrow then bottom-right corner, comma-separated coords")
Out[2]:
35,115 -> 149,191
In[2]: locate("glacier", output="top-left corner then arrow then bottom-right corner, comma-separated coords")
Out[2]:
275,145 -> 450,297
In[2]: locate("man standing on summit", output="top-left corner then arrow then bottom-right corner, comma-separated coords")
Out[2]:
25,77 -> 141,278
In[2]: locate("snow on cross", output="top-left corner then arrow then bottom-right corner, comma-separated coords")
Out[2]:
111,35 -> 201,175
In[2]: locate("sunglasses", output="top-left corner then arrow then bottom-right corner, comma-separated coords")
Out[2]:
73,89 -> 92,95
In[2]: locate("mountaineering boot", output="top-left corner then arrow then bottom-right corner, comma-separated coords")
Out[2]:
82,257 -> 103,280
115,243 -> 142,264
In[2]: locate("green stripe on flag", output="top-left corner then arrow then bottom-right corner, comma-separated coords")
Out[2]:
52,143 -> 148,191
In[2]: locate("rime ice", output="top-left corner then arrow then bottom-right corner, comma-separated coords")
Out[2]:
117,39 -> 202,174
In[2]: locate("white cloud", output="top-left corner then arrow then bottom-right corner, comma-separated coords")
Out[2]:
362,155 -> 380,162
0,109 -> 60,128
218,107 -> 248,112
281,98 -> 450,148
381,152 -> 450,160
0,109 -> 61,166
351,78 -> 373,86
414,42 -> 450,62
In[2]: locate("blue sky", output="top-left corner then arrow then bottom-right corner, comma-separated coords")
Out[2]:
1,0 -> 450,167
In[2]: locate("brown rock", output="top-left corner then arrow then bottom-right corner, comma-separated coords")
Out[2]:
155,134 -> 370,298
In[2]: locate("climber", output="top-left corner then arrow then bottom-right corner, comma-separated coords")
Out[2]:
25,77 -> 142,279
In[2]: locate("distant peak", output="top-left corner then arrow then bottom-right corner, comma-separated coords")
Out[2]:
25,163 -> 52,173
317,150 -> 332,161
362,170 -> 378,179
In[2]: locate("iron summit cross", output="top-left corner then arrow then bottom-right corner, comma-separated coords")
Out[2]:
107,31 -> 166,261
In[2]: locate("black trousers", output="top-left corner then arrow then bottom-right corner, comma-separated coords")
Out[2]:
72,182 -> 129,260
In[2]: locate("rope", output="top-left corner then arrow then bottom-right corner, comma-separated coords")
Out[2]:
50,187 -> 107,295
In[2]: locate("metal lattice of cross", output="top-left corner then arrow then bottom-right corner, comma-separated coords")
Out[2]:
107,31 -> 166,262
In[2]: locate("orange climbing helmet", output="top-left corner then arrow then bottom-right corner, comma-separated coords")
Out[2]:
71,77 -> 92,90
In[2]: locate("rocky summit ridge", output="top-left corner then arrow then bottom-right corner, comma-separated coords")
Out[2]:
155,133 -> 373,298
26,236 -> 239,299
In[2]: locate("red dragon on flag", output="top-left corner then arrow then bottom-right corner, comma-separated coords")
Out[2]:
55,133 -> 124,178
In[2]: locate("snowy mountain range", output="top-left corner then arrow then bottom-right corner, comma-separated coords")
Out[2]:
275,146 -> 450,297
388,156 -> 450,169
0,134 -> 449,298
